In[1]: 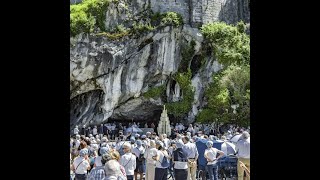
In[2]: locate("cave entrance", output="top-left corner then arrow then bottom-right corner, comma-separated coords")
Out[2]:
107,109 -> 163,129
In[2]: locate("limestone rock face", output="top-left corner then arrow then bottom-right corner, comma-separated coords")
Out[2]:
70,0 -> 249,128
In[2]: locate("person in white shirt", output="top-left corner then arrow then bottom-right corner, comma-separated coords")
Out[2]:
236,131 -> 250,180
226,131 -> 233,140
162,134 -> 170,149
144,140 -> 157,180
75,135 -> 81,149
187,124 -> 193,133
74,125 -> 79,136
204,141 -> 224,180
92,126 -> 98,136
182,136 -> 199,180
72,149 -> 91,180
120,142 -> 136,180
132,140 -> 145,180
141,135 -> 149,148
153,141 -> 170,180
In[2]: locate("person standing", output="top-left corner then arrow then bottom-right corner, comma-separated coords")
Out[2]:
104,159 -> 127,180
132,140 -> 145,180
74,125 -> 79,136
153,141 -> 170,180
120,142 -> 136,180
72,149 -> 91,180
87,150 -> 108,180
236,131 -> 250,180
204,141 -> 224,180
162,134 -> 170,149
98,124 -> 104,138
92,126 -> 98,137
86,127 -> 91,137
103,124 -> 108,137
144,140 -> 157,180
172,141 -> 188,180
182,136 -> 198,180
82,125 -> 86,136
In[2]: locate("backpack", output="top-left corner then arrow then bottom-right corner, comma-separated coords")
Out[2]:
138,152 -> 145,162
160,151 -> 170,168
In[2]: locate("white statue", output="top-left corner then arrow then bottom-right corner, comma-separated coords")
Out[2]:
157,105 -> 171,136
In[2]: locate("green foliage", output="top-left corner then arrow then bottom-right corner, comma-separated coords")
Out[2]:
96,24 -> 131,40
160,12 -> 184,27
150,12 -> 162,26
70,0 -> 110,36
115,24 -> 128,33
179,40 -> 196,72
150,11 -> 183,27
143,85 -> 166,99
166,69 -> 195,117
198,22 -> 250,125
196,64 -> 250,126
132,22 -> 155,35
200,22 -> 250,66
236,21 -> 246,34
96,31 -> 130,40
196,109 -> 216,123
71,2 -> 183,38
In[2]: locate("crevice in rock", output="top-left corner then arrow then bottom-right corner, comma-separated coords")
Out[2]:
138,38 -> 153,51
190,54 -> 202,77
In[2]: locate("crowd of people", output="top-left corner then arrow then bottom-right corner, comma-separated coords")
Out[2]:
70,123 -> 250,180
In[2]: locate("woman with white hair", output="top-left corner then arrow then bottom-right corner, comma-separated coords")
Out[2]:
72,149 -> 91,180
120,142 -> 136,180
104,160 -> 127,180
204,141 -> 224,180
144,140 -> 157,180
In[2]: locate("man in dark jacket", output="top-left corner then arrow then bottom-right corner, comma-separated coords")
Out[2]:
173,141 -> 188,180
